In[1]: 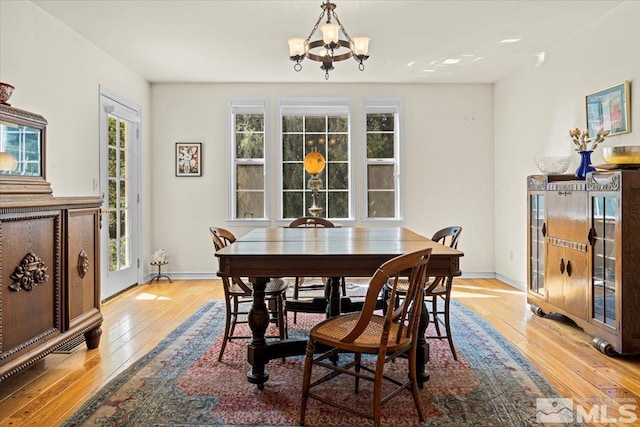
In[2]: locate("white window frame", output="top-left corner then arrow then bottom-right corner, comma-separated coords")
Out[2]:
276,97 -> 354,225
227,97 -> 271,225
361,97 -> 404,224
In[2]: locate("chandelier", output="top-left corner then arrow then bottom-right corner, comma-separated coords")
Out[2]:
287,1 -> 370,80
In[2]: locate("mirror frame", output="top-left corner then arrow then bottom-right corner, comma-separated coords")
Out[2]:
0,104 -> 52,199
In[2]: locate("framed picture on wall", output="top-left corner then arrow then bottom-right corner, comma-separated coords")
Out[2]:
175,142 -> 202,177
585,81 -> 631,138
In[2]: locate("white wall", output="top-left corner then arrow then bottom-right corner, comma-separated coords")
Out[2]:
151,83 -> 495,278
1,1 -> 496,284
0,1 -> 151,283
494,1 -> 640,286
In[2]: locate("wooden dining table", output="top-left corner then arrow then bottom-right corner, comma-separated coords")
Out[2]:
215,226 -> 464,389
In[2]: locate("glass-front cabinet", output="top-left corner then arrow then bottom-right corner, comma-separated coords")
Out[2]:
528,192 -> 545,296
527,171 -> 640,356
590,195 -> 617,328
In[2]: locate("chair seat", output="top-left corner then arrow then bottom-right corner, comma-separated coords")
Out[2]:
311,313 -> 410,353
228,278 -> 288,297
388,278 -> 446,295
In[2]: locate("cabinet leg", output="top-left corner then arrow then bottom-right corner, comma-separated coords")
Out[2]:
529,304 -> 546,317
592,337 -> 616,356
84,325 -> 103,349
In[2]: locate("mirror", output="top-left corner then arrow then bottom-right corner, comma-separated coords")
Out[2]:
0,104 -> 51,199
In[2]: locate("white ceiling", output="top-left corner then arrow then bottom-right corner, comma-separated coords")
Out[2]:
31,0 -> 624,84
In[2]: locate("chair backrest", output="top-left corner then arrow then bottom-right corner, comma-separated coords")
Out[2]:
341,248 -> 432,348
209,226 -> 236,251
431,226 -> 462,249
288,216 -> 335,228
209,226 -> 251,293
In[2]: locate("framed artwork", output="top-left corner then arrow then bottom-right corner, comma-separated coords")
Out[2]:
585,81 -> 631,138
175,142 -> 202,177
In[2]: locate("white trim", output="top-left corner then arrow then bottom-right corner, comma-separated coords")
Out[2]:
276,97 -> 354,222
227,97 -> 270,222
98,85 -> 143,297
361,97 -> 404,223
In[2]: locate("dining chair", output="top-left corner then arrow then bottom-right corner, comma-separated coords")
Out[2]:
209,226 -> 289,362
299,247 -> 432,427
382,225 -> 462,360
287,217 -> 346,323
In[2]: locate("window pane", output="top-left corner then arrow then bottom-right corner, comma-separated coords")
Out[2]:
283,191 -> 304,218
328,116 -> 348,132
236,191 -> 264,219
283,163 -> 303,190
367,113 -> 394,131
305,133 -> 326,151
108,117 -> 117,147
282,116 -> 302,132
368,191 -> 395,218
108,241 -> 118,272
367,133 -> 394,158
306,116 -> 326,132
108,179 -> 117,208
119,149 -> 126,178
119,238 -> 129,267
119,180 -> 127,207
237,165 -> 264,190
236,114 -> 264,131
119,121 -> 127,149
327,134 -> 348,161
236,132 -> 264,159
283,134 -> 304,161
327,163 -> 348,190
328,191 -> 348,218
108,148 -> 117,177
367,165 -> 394,189
120,209 -> 127,238
108,211 -> 117,240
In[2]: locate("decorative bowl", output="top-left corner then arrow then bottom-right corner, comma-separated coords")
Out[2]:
601,146 -> 640,164
534,155 -> 572,175
0,82 -> 15,106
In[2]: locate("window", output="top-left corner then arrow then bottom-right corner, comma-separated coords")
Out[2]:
278,99 -> 352,220
229,98 -> 269,221
363,99 -> 402,220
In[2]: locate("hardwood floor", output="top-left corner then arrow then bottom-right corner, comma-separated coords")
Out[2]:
1,278 -> 639,426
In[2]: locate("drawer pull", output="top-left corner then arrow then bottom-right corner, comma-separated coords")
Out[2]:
559,258 -> 565,275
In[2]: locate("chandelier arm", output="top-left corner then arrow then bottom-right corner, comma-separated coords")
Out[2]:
331,10 -> 353,43
305,9 -> 328,44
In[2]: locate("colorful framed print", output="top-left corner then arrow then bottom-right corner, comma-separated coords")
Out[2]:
175,142 -> 202,177
586,81 -> 631,138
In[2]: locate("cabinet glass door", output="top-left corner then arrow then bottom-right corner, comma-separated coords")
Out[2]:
529,194 -> 545,295
591,196 -> 617,327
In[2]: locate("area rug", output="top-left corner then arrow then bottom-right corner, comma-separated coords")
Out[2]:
63,299 -> 562,427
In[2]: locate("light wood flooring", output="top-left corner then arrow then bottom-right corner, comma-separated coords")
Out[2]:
1,278 -> 639,426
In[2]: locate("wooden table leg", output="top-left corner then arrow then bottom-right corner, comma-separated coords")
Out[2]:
247,277 -> 270,389
326,276 -> 342,318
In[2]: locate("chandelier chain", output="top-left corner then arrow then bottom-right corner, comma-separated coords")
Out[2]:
331,11 -> 353,43
305,10 -> 326,44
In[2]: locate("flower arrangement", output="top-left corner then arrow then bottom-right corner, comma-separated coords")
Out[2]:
569,127 -> 610,152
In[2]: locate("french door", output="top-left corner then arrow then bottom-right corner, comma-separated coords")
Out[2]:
99,87 -> 141,299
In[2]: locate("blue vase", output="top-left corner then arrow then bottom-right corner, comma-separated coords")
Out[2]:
575,150 -> 595,180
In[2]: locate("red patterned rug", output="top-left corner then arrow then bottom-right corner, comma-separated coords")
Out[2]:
63,300 -> 562,426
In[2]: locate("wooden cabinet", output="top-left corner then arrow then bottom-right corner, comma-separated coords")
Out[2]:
527,171 -> 640,355
1,105 -> 102,382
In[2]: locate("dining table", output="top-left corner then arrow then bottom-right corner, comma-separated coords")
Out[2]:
215,226 -> 464,389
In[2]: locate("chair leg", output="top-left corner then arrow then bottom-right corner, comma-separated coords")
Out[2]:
408,343 -> 426,422
218,296 -> 233,362
431,295 -> 442,337
443,293 -> 457,360
293,277 -> 300,324
354,352 -> 361,394
373,351 -> 386,427
341,276 -> 347,296
300,339 -> 315,426
229,295 -> 239,337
